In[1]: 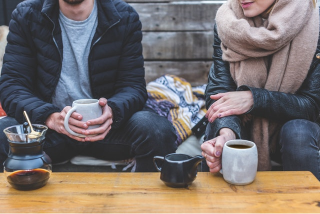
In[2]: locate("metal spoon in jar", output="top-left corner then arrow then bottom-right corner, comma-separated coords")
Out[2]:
23,111 -> 41,139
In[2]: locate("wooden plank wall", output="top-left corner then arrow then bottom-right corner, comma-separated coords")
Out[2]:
126,0 -> 224,86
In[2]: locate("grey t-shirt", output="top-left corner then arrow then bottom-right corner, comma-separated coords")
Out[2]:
52,1 -> 98,110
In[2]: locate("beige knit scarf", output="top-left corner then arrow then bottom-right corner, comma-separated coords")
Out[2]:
215,0 -> 319,170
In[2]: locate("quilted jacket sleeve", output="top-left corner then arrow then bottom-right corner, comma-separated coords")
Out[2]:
107,8 -> 147,129
0,5 -> 60,124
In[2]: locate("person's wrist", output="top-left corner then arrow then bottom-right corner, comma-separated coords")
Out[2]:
219,128 -> 236,139
44,117 -> 51,129
107,105 -> 113,119
45,113 -> 57,129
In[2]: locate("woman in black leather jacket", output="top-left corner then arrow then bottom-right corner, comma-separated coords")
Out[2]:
201,0 -> 320,180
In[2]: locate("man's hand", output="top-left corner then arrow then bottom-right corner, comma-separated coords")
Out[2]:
45,108 -> 87,142
201,128 -> 236,173
82,97 -> 113,142
206,91 -> 253,123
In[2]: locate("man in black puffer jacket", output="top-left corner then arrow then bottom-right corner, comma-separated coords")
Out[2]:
0,0 -> 177,172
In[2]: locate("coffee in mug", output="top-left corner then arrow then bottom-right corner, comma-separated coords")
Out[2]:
228,144 -> 252,149
221,139 -> 258,185
64,99 -> 102,137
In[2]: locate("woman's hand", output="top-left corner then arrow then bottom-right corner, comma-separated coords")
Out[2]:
206,91 -> 253,123
82,97 -> 113,142
201,128 -> 236,173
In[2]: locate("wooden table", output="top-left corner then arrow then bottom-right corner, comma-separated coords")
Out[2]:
0,171 -> 319,213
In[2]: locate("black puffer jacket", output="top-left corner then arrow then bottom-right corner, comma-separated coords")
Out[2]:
205,23 -> 320,139
0,0 -> 146,129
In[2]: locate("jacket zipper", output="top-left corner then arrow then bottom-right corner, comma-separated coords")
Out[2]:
44,12 -> 121,99
43,13 -> 63,103
90,20 -> 121,53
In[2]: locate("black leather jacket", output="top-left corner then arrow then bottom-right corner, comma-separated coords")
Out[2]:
205,24 -> 320,139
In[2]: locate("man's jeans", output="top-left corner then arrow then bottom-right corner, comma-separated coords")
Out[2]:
0,111 -> 177,172
202,119 -> 320,181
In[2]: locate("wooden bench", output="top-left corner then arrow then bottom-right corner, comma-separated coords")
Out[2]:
131,0 -> 223,86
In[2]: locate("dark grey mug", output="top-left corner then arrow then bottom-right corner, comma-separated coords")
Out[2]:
153,153 -> 204,188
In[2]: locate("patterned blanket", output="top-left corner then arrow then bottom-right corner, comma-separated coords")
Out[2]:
145,75 -> 207,146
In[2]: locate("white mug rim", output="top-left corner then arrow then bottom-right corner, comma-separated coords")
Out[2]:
73,99 -> 99,105
225,139 -> 255,150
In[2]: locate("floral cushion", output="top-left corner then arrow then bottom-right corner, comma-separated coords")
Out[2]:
0,103 -> 6,117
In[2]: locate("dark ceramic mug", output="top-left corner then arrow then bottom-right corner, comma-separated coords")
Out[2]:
153,153 -> 204,188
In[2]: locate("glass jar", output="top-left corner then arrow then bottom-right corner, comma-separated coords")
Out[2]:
3,124 -> 52,190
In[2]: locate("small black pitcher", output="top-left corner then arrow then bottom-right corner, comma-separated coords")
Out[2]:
3,124 -> 52,190
153,153 -> 204,188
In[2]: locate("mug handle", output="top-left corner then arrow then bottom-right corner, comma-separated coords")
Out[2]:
64,106 -> 82,137
153,156 -> 164,172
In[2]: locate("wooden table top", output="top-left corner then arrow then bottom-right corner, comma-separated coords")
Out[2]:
0,171 -> 319,213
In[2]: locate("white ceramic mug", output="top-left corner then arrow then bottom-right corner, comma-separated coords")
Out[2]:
64,99 -> 102,137
221,139 -> 258,185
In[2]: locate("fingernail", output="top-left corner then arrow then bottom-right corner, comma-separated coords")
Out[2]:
216,151 -> 221,157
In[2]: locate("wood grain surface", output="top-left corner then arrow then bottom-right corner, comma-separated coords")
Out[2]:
131,3 -> 219,31
145,61 -> 211,85
127,0 -> 223,85
0,171 -> 319,213
142,32 -> 213,60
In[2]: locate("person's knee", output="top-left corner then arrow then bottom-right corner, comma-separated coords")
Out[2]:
280,119 -> 318,149
129,111 -> 177,152
279,120 -> 320,178
130,111 -> 176,139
